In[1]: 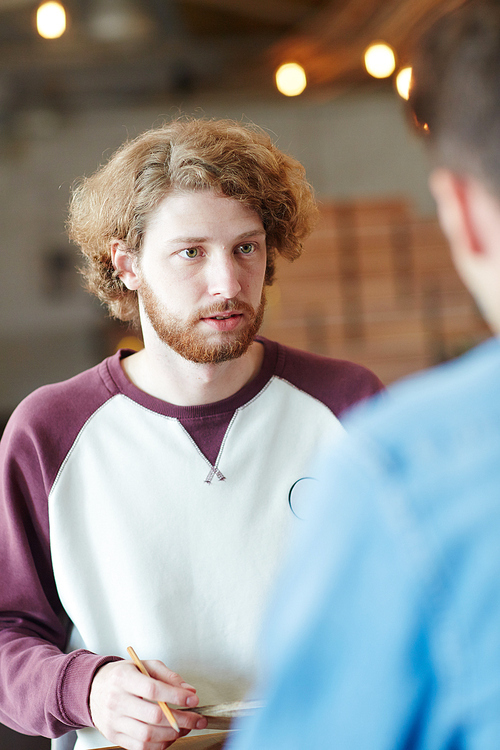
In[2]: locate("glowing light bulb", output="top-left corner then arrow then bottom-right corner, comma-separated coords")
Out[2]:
396,67 -> 412,100
364,42 -> 396,79
275,63 -> 307,97
37,1 -> 66,39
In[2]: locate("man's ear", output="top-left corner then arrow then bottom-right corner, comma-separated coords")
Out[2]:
429,168 -> 484,260
110,240 -> 141,291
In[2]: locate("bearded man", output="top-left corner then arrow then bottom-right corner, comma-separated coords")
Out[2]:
0,117 -> 382,750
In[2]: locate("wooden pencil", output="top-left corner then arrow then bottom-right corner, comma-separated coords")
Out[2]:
126,646 -> 180,733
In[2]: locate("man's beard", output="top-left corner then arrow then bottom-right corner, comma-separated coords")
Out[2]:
140,282 -> 266,364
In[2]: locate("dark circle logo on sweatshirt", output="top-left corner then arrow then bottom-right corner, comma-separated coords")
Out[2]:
288,476 -> 319,519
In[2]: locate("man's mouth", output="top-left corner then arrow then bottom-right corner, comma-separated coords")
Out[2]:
200,311 -> 244,331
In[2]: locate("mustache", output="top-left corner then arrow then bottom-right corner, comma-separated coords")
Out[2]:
195,299 -> 257,320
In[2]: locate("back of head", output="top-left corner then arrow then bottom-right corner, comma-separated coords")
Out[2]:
68,117 -> 317,325
410,0 -> 500,197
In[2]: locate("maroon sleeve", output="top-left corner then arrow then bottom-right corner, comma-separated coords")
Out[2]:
0,371 -> 121,738
275,343 -> 385,418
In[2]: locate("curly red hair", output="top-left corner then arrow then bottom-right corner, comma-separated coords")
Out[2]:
68,117 -> 318,325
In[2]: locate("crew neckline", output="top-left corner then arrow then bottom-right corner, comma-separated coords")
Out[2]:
103,336 -> 281,420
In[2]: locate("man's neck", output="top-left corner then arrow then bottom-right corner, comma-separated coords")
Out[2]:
120,339 -> 265,406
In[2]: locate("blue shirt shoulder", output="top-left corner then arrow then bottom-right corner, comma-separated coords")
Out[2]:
229,338 -> 500,750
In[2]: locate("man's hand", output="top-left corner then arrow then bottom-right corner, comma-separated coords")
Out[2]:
89,659 -> 208,750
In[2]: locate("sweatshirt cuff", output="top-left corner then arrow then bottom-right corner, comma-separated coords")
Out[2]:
57,649 -> 123,728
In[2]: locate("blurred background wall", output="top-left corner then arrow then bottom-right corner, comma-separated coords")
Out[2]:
0,89 -> 439,424
0,0 -> 483,747
2,88 -> 487,433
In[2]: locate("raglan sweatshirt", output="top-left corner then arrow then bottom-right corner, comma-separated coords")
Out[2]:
0,336 -> 383,748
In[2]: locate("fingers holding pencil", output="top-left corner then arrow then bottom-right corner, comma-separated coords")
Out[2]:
89,652 -> 207,750
127,647 -> 183,732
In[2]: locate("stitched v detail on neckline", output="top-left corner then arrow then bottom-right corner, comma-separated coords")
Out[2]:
179,411 -> 235,468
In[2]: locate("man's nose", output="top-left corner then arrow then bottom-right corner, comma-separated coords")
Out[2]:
206,254 -> 242,299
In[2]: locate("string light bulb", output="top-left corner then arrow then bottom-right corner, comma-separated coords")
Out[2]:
364,42 -> 396,79
396,66 -> 412,100
275,63 -> 307,97
37,1 -> 67,39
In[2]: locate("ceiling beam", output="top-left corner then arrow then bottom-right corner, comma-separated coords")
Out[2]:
301,0 -> 383,42
268,0 -> 469,86
184,0 -> 311,26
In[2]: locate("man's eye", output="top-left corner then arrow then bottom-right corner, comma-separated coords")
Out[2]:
238,243 -> 255,254
180,247 -> 199,259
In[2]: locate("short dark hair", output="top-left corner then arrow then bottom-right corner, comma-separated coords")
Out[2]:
410,0 -> 500,196
68,117 -> 318,325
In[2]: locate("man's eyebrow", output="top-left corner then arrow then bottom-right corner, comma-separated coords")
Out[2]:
235,229 -> 267,241
168,236 -> 209,244
167,229 -> 266,245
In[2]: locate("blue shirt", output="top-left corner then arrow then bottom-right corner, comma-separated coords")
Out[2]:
229,337 -> 500,750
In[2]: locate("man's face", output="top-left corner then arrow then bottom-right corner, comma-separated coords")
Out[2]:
136,189 -> 268,364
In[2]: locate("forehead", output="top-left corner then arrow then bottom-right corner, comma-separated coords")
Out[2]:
145,189 -> 264,239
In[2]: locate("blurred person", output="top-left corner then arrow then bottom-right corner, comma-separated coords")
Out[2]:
0,117 -> 382,750
228,2 -> 500,748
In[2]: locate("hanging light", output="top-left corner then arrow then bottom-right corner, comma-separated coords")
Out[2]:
37,1 -> 67,39
364,42 -> 396,79
275,63 -> 307,97
396,67 -> 412,100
